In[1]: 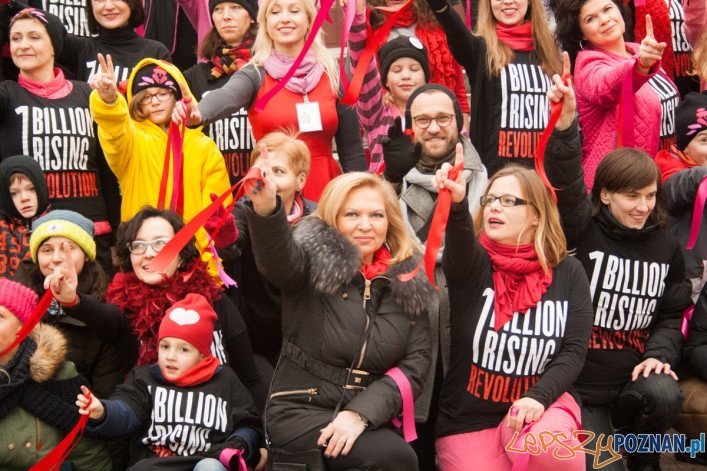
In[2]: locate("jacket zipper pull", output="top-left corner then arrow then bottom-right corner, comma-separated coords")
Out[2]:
363,279 -> 371,301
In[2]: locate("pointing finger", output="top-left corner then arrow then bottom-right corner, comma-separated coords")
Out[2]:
561,51 -> 570,80
645,14 -> 654,39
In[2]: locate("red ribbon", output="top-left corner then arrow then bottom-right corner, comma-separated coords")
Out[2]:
617,61 -> 637,149
340,0 -> 414,106
219,448 -> 248,471
149,166 -> 264,274
398,161 -> 463,288
686,176 -> 707,250
0,290 -> 54,358
253,0 -> 337,112
385,367 -> 417,442
30,389 -> 93,471
157,112 -> 187,214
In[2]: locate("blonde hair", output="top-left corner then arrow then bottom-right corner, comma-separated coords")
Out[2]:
692,30 -> 707,83
316,172 -> 419,264
250,130 -> 311,176
251,0 -> 339,92
474,0 -> 561,77
475,166 -> 567,273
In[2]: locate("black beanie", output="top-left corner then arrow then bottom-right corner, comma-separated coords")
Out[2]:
405,83 -> 464,132
0,155 -> 49,220
377,35 -> 430,90
11,8 -> 64,57
131,63 -> 182,100
209,0 -> 258,23
675,92 -> 707,151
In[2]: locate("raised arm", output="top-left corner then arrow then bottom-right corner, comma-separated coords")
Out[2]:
426,0 -> 484,73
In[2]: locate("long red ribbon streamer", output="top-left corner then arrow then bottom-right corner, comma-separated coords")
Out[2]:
398,161 -> 463,288
158,108 -> 187,214
0,290 -> 54,358
30,390 -> 93,471
149,167 -> 264,274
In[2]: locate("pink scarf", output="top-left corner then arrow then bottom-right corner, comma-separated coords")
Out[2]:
263,51 -> 325,94
18,67 -> 72,99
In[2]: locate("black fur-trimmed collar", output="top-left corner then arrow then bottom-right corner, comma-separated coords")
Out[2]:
292,217 -> 434,317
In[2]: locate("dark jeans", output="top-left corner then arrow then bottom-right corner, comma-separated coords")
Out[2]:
580,374 -> 683,470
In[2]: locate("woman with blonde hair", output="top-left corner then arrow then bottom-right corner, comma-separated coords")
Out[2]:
174,0 -> 366,201
423,0 -> 562,177
433,145 -> 593,470
243,162 -> 433,470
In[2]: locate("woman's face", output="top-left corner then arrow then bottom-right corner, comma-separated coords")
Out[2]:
213,2 -> 252,46
9,19 -> 54,75
0,306 -> 22,364
578,0 -> 625,50
483,175 -> 538,245
336,186 -> 389,265
600,182 -> 657,229
130,217 -> 180,285
265,0 -> 308,54
386,57 -> 426,105
91,0 -> 131,29
138,87 -> 176,128
37,237 -> 87,278
491,0 -> 529,27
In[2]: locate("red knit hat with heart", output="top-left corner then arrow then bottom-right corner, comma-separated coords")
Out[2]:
158,293 -> 217,357
0,278 -> 38,324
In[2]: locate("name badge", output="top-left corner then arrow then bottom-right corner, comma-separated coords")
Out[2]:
296,101 -> 323,132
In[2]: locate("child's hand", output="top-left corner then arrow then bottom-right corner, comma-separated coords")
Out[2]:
43,242 -> 79,306
76,385 -> 105,420
255,448 -> 268,471
90,53 -> 118,104
171,81 -> 202,126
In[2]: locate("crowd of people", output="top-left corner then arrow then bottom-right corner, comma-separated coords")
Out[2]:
0,0 -> 705,469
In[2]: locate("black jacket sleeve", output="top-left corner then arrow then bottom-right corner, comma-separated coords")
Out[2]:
662,166 -> 707,216
442,198 -> 489,287
334,101 -> 367,172
64,294 -> 129,343
686,281 -> 707,380
430,1 -> 485,75
643,242 -> 692,366
524,260 -> 594,407
543,121 -> 593,248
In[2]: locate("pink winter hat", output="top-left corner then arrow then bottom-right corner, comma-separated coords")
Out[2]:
0,278 -> 38,324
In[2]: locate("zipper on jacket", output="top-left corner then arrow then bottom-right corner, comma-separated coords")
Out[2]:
270,388 -> 318,400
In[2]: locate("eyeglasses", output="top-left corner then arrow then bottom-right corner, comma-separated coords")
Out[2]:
139,90 -> 173,105
128,238 -> 171,255
480,195 -> 528,207
412,114 -> 455,129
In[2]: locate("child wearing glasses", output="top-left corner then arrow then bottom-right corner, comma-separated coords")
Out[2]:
89,55 -> 232,278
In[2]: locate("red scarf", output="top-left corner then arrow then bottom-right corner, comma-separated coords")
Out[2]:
287,193 -> 305,224
655,145 -> 697,182
209,40 -> 253,81
479,232 -> 552,331
167,355 -> 220,387
632,0 -> 674,79
105,263 -> 221,366
361,246 -> 392,280
495,22 -> 534,52
382,7 -> 416,27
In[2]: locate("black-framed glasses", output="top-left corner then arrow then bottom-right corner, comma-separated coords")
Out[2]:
128,238 -> 171,255
412,114 -> 455,129
139,90 -> 173,105
480,195 -> 528,207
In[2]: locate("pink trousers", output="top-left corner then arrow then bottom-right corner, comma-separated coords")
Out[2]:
436,393 -> 586,471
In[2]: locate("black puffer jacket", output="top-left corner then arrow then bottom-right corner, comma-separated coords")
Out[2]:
245,199 -> 433,448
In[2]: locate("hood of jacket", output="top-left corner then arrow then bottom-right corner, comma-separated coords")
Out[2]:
28,323 -> 68,383
0,155 -> 50,221
125,58 -> 196,105
292,216 -> 434,317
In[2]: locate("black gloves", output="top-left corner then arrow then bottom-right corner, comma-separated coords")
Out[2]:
382,117 -> 421,184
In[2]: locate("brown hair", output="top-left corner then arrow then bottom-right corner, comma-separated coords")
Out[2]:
8,173 -> 31,186
128,89 -> 176,123
199,23 -> 258,60
475,165 -> 567,272
87,0 -> 146,33
250,130 -> 311,176
590,148 -> 664,224
369,0 -> 436,29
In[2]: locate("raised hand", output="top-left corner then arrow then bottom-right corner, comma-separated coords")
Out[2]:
76,385 -> 105,420
246,143 -> 278,216
339,0 -> 365,14
382,117 -> 421,184
90,53 -> 118,104
638,15 -> 667,71
43,241 -> 79,306
547,52 -> 576,131
433,142 -> 466,203
171,80 -> 202,126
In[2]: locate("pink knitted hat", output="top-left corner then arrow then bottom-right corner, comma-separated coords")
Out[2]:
0,278 -> 38,324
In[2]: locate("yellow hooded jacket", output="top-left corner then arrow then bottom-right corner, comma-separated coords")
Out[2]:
90,58 -> 231,277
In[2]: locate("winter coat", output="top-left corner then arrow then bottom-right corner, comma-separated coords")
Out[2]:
0,324 -> 111,471
89,57 -> 231,276
244,199 -> 433,449
686,281 -> 707,380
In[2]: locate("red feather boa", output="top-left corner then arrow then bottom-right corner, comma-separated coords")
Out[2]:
632,0 -> 675,79
105,263 -> 221,366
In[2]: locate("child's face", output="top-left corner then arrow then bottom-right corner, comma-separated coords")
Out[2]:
256,150 -> 306,208
9,174 -> 38,219
37,237 -> 87,277
686,130 -> 707,166
158,337 -> 203,380
0,306 -> 22,363
138,87 -> 176,128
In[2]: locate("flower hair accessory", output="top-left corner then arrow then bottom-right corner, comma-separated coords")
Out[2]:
131,63 -> 182,100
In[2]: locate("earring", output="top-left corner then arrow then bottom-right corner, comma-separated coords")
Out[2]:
579,39 -> 587,51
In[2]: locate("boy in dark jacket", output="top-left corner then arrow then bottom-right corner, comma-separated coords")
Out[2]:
77,293 -> 263,471
0,155 -> 49,278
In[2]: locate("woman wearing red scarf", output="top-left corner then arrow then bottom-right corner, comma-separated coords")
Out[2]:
244,167 -> 433,470
425,0 -> 562,178
433,145 -> 593,469
183,0 -> 259,186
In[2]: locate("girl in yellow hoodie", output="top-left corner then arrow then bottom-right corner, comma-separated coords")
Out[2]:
89,54 -> 232,277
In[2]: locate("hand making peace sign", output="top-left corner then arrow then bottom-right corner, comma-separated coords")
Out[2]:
89,53 -> 118,105
42,241 -> 80,306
